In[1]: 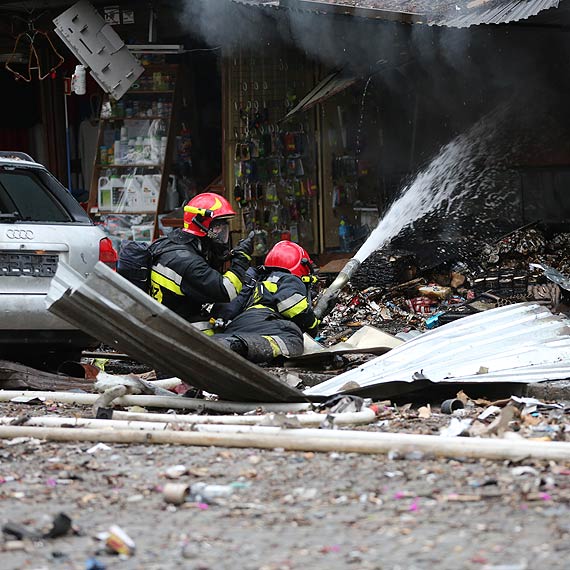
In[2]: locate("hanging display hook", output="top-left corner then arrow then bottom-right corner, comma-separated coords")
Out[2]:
5,13 -> 64,82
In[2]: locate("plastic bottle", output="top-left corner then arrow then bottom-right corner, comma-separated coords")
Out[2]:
190,482 -> 234,503
110,175 -> 124,210
99,146 -> 108,166
338,217 -> 350,252
114,141 -> 121,165
160,137 -> 168,163
72,65 -> 86,95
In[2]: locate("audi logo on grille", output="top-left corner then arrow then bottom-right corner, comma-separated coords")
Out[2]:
5,229 -> 34,240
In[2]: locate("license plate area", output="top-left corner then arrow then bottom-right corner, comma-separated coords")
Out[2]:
0,252 -> 59,277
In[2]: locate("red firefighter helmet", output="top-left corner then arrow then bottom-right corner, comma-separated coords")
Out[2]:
264,240 -> 314,278
183,193 -> 236,237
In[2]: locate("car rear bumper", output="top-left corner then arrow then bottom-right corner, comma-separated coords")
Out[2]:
0,293 -> 74,330
0,293 -> 95,348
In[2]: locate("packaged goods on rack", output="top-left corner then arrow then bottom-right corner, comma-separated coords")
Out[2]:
97,214 -> 155,250
88,64 -> 183,242
228,50 -> 318,256
233,126 -> 317,255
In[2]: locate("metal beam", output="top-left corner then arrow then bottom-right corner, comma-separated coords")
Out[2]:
46,262 -> 307,403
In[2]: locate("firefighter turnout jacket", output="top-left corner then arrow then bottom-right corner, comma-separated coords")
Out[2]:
214,269 -> 320,363
148,229 -> 249,322
248,270 -> 320,335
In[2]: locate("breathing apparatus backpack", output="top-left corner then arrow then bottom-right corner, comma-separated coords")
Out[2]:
117,240 -> 154,292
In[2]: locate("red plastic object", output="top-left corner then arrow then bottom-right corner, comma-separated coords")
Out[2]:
99,237 -> 118,270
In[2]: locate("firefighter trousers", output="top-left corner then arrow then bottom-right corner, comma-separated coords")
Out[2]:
214,308 -> 304,364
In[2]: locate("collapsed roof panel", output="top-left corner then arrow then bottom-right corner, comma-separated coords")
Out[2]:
237,0 -> 563,27
46,262 -> 306,403
436,0 -> 561,27
306,303 -> 570,396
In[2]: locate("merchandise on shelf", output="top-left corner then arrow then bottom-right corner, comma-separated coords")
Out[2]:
89,64 -> 198,244
97,173 -> 161,214
98,214 -> 155,249
99,118 -> 167,167
233,126 -> 316,253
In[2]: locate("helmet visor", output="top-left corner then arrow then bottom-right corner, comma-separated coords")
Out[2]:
208,219 -> 230,244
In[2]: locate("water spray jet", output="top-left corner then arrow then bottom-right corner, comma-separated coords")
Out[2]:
314,106 -> 513,320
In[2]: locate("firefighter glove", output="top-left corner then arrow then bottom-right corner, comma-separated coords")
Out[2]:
232,231 -> 255,260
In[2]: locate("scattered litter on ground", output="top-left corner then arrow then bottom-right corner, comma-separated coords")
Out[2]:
2,512 -> 73,541
98,525 -> 136,557
1,223 -> 570,569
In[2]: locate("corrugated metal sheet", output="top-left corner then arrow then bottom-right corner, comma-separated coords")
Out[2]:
305,303 -> 570,397
231,0 -> 280,7
46,262 -> 307,403
235,0 -> 564,27
279,0 -> 424,22
434,0 -> 561,27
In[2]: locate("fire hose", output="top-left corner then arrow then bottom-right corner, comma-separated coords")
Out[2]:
314,258 -> 362,320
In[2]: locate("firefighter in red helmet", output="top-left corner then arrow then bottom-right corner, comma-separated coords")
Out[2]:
212,240 -> 320,363
147,193 -> 254,329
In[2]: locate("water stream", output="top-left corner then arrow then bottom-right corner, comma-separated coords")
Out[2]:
354,106 -> 514,264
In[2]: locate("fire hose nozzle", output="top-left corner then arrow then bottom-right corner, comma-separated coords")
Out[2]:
314,288 -> 339,320
314,258 -> 362,320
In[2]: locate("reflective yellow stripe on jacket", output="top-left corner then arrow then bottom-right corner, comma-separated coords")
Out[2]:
223,270 -> 243,300
277,293 -> 309,319
150,264 -> 184,303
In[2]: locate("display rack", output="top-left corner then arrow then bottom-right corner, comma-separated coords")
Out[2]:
87,64 -> 181,244
226,48 -> 318,258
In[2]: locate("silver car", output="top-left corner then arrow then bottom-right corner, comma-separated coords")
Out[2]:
0,152 -> 117,366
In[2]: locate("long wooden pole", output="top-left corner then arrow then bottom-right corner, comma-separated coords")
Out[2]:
112,408 -> 377,426
0,391 -> 311,414
1,425 -> 569,461
0,409 -> 376,431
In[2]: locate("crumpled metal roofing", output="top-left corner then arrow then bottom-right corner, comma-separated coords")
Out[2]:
305,303 -> 570,397
434,0 -> 561,27
233,0 -> 563,27
46,262 -> 307,403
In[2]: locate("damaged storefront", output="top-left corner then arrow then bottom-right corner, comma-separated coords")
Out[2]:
222,42 -> 321,258
226,0 -> 570,341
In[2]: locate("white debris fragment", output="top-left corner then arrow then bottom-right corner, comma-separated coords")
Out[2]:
86,443 -> 112,454
4,437 -> 42,446
478,405 -> 502,420
164,464 -> 188,479
440,417 -> 472,437
10,396 -> 46,404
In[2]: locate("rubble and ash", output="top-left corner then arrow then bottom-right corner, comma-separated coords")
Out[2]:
317,225 -> 570,344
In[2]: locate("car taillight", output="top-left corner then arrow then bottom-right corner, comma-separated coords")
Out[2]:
99,237 -> 118,270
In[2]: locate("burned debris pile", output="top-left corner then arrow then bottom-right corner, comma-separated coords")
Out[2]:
317,225 -> 570,343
